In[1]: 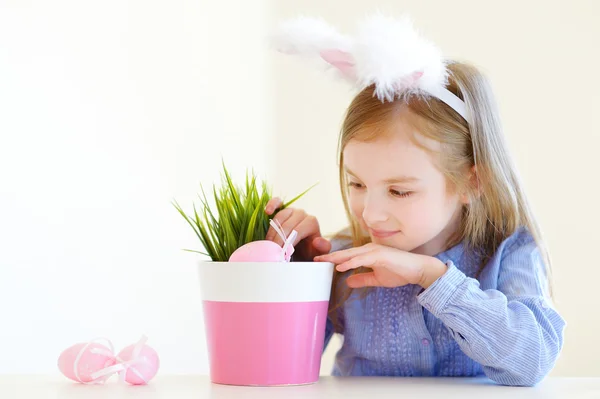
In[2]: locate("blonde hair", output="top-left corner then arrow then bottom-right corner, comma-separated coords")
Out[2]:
329,61 -> 552,325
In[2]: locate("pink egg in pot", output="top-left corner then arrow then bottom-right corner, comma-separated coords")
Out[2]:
229,219 -> 297,262
229,240 -> 286,262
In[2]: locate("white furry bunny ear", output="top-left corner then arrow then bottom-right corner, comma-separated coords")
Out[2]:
270,13 -> 471,124
269,16 -> 358,82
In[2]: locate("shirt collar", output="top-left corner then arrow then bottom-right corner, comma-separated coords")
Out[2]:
434,239 -> 466,267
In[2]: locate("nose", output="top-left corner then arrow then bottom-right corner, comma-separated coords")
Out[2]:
362,193 -> 389,226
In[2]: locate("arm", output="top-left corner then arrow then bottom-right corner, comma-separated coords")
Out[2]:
417,235 -> 566,386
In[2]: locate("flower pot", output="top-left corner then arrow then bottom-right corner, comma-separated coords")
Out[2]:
198,261 -> 334,386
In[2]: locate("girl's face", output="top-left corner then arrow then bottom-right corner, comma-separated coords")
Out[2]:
343,118 -> 466,256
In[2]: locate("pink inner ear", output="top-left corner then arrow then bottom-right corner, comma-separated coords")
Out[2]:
411,71 -> 424,81
319,49 -> 356,79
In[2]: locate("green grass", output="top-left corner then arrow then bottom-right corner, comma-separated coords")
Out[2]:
173,160 -> 316,261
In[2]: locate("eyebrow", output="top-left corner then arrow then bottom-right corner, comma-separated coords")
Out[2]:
344,167 -> 419,184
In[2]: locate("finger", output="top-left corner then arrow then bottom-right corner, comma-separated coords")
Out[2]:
346,272 -> 382,288
287,214 -> 319,246
308,237 -> 332,261
313,237 -> 331,256
265,207 -> 294,242
314,244 -> 373,264
335,253 -> 376,272
264,197 -> 283,215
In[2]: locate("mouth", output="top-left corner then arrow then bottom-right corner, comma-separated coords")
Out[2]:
369,229 -> 400,238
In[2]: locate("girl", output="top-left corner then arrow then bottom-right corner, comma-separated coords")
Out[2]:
265,14 -> 566,386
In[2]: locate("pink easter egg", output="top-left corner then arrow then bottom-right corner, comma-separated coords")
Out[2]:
228,240 -> 284,262
117,344 -> 160,385
58,342 -> 116,383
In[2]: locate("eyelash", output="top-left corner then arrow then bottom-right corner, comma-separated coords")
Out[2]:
347,182 -> 412,198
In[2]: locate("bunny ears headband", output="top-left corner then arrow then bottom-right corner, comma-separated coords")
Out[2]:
270,13 -> 471,125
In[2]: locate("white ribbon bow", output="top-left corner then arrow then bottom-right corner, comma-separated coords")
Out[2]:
269,219 -> 298,262
73,335 -> 151,385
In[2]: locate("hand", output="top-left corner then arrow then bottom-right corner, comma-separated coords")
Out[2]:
264,197 -> 331,262
314,243 -> 448,289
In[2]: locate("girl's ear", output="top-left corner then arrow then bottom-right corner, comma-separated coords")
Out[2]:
460,165 -> 481,204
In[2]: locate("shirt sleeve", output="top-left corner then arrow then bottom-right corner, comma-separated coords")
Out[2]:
416,235 -> 566,386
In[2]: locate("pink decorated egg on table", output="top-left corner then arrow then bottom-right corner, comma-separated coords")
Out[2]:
58,342 -> 116,383
229,240 -> 285,262
117,343 -> 160,385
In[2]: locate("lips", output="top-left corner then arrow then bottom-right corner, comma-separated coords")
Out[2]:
369,229 -> 400,238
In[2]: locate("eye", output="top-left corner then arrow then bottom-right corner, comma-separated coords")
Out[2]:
390,189 -> 412,198
348,181 -> 364,189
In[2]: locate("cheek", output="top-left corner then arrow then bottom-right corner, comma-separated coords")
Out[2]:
396,196 -> 431,227
399,192 -> 454,230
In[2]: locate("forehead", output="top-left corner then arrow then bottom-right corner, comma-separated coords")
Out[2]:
343,122 -> 442,182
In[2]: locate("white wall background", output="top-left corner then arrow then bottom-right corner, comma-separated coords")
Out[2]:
0,0 -> 272,374
1,0 -> 599,378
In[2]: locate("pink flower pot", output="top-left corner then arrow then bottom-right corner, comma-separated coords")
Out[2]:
198,261 -> 334,386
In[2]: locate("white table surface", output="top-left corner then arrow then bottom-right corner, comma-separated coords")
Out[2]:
1,375 -> 598,399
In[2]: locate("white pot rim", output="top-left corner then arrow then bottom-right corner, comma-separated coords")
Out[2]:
198,261 -> 335,303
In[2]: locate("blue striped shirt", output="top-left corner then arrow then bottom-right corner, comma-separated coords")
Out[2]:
323,227 -> 566,386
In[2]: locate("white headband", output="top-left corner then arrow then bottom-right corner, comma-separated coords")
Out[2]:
270,13 -> 471,125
